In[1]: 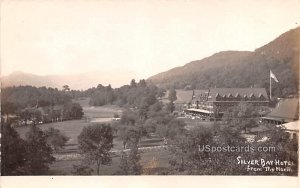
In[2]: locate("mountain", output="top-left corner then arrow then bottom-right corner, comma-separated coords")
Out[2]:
149,50 -> 252,85
148,27 -> 299,97
1,70 -> 135,90
1,72 -> 59,88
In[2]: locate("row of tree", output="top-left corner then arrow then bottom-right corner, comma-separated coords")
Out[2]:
2,85 -> 84,126
2,86 -> 71,108
2,101 -> 84,126
87,79 -> 165,108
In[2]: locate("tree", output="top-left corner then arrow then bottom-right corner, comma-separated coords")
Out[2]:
156,118 -> 186,143
166,101 -> 175,113
130,79 -> 137,88
120,110 -> 138,125
118,125 -> 141,149
138,79 -> 147,87
32,109 -> 43,124
156,88 -> 166,99
169,127 -> 246,175
138,98 -> 150,120
24,125 -> 55,175
44,127 -> 69,151
144,118 -> 158,134
118,151 -> 130,175
78,124 -> 114,175
117,139 -> 142,175
148,102 -> 163,117
2,102 -> 17,122
169,127 -> 212,173
252,124 -> 298,175
222,103 -> 259,133
1,123 -> 27,175
19,109 -> 32,125
63,102 -> 84,120
127,144 -> 142,175
62,85 -> 70,91
2,86 -> 71,109
168,86 -> 177,102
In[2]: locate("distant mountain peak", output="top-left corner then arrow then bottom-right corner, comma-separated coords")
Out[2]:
1,70 -> 135,90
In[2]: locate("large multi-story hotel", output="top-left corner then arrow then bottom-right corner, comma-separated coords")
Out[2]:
185,88 -> 269,119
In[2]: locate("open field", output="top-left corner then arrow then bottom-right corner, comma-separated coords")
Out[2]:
15,98 -> 125,152
15,119 -> 163,153
15,119 -> 120,152
83,105 -> 122,118
14,101 -> 211,154
73,97 -> 123,118
180,117 -> 214,130
15,99 -> 167,175
16,119 -> 89,146
49,148 -> 172,175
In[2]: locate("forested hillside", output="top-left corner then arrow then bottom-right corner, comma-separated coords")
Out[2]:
148,27 -> 299,98
87,79 -> 165,109
1,86 -> 83,125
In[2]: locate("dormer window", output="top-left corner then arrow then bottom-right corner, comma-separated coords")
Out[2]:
215,93 -> 221,101
249,93 -> 256,100
235,93 -> 241,101
227,93 -> 233,101
259,93 -> 265,100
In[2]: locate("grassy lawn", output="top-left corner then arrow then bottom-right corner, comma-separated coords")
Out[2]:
15,119 -> 135,152
15,100 -> 125,151
49,149 -> 172,175
14,97 -> 170,175
16,120 -> 89,143
15,101 -> 164,153
83,105 -> 123,118
181,118 -> 214,130
73,97 -> 123,118
15,119 -> 91,152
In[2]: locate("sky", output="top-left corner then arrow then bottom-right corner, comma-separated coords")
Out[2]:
1,0 -> 300,86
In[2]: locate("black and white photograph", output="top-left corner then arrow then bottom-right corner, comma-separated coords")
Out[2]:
0,0 -> 299,187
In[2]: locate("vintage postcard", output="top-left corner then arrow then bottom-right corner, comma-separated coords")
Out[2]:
0,0 -> 299,187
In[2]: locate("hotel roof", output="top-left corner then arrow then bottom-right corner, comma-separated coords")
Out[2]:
263,98 -> 299,122
174,89 -> 208,103
176,88 -> 269,103
209,88 -> 269,101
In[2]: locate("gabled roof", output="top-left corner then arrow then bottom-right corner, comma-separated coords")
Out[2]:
193,89 -> 209,101
208,88 -> 269,101
283,120 -> 299,132
264,98 -> 299,122
174,89 -> 208,103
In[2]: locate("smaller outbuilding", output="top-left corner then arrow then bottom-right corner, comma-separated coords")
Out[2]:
262,98 -> 299,124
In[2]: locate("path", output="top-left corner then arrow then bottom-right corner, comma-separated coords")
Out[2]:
53,145 -> 168,161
